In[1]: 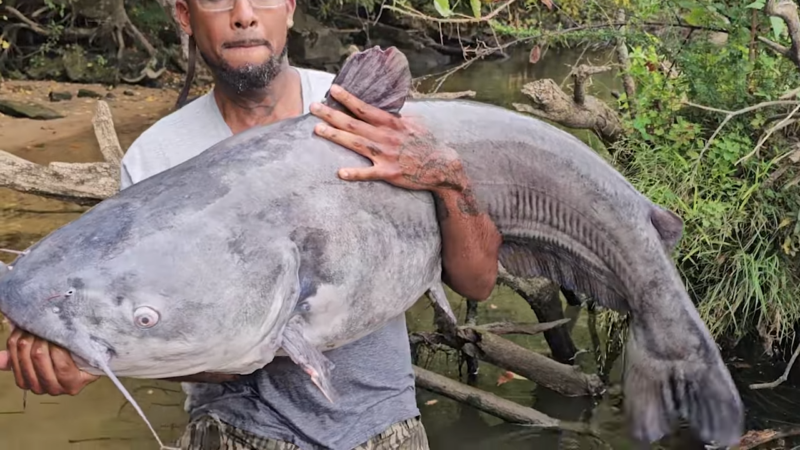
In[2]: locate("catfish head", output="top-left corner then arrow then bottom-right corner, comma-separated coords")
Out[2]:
0,244 -> 230,380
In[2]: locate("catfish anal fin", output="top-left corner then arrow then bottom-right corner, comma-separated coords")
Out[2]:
323,46 -> 412,115
499,239 -> 630,313
280,317 -> 337,403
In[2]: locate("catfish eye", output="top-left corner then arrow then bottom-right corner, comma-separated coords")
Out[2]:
65,289 -> 75,297
133,306 -> 160,329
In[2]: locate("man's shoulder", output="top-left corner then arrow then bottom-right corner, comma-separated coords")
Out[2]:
122,93 -> 228,185
131,93 -> 222,150
296,66 -> 336,85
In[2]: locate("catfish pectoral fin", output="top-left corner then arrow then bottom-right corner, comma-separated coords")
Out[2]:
281,317 -> 338,403
425,283 -> 457,329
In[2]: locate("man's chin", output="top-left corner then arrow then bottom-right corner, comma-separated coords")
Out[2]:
222,46 -> 273,67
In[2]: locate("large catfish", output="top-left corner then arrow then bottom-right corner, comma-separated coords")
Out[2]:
0,46 -> 743,448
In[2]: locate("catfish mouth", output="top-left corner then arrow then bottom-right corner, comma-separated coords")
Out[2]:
4,318 -> 113,376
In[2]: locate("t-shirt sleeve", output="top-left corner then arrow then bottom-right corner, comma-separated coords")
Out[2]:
120,158 -> 134,191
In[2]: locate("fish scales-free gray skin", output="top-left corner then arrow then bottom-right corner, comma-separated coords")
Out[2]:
0,47 -> 742,447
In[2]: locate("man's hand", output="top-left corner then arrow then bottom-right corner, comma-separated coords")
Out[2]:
310,85 -> 503,301
0,327 -> 99,396
310,85 -> 466,193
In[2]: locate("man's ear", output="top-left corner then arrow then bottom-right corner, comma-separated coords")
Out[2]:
175,0 -> 193,36
285,0 -> 296,28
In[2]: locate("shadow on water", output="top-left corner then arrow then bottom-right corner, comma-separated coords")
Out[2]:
1,44 -> 800,449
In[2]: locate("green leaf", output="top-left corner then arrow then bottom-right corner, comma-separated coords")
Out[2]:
770,16 -> 787,40
470,0 -> 481,19
746,0 -> 765,9
434,0 -> 453,17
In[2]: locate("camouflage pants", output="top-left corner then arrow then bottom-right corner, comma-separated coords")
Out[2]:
176,414 -> 430,450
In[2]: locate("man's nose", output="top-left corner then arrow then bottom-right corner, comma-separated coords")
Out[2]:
230,0 -> 258,29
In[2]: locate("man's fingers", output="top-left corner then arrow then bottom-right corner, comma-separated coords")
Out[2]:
14,334 -> 43,394
7,329 -> 27,389
329,85 -> 400,129
0,350 -> 10,371
31,339 -> 63,395
338,166 -> 392,182
314,124 -> 381,160
310,102 -> 382,140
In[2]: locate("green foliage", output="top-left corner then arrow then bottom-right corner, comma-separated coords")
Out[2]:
612,30 -> 800,346
424,0 -> 800,349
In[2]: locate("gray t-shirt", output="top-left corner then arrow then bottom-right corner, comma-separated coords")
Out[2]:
120,67 -> 420,450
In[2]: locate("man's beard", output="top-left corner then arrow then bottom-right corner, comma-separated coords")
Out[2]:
201,44 -> 289,94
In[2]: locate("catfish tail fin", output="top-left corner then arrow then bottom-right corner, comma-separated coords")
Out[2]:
323,46 -> 412,115
623,321 -> 744,447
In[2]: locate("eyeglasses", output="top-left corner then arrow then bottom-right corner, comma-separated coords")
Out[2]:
196,0 -> 286,12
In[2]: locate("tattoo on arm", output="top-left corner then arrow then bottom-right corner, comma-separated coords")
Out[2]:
456,187 -> 481,216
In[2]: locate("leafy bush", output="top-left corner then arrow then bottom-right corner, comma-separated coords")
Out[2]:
613,27 -> 800,348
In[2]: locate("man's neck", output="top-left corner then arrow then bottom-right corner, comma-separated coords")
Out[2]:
212,64 -> 303,135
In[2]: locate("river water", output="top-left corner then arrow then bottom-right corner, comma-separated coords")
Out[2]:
0,45 -> 799,449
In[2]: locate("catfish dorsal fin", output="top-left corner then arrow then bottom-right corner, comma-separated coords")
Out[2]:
323,46 -> 412,116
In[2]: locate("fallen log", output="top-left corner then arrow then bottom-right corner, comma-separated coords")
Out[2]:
0,100 -> 121,206
413,364 -> 559,426
411,321 -> 604,397
511,67 -> 624,147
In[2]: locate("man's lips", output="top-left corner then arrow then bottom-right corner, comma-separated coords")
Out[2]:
223,40 -> 271,49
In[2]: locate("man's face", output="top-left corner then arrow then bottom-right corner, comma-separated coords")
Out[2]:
176,0 -> 296,93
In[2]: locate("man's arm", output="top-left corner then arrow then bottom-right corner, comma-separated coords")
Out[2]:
310,85 -> 502,301
432,187 -> 501,300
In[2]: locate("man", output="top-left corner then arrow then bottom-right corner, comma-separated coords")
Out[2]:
0,0 -> 502,449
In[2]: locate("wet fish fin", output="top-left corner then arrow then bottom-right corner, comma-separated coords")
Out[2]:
324,46 -> 412,115
425,283 -> 458,331
623,326 -> 744,446
650,205 -> 684,252
281,317 -> 338,403
498,240 -> 630,313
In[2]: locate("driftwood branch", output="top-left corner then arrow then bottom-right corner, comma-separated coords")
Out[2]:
0,100 -> 121,205
471,318 -> 571,336
496,265 -> 578,363
411,318 -> 604,398
760,0 -> 800,70
738,427 -> 800,450
513,79 -> 624,147
572,65 -> 612,106
92,100 -> 124,167
413,365 -> 561,426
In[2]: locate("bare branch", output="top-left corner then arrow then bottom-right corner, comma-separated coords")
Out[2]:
614,9 -> 636,110
683,99 -> 800,172
469,318 -> 571,336
749,340 -> 800,390
383,0 -> 517,24
736,103 -> 800,164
